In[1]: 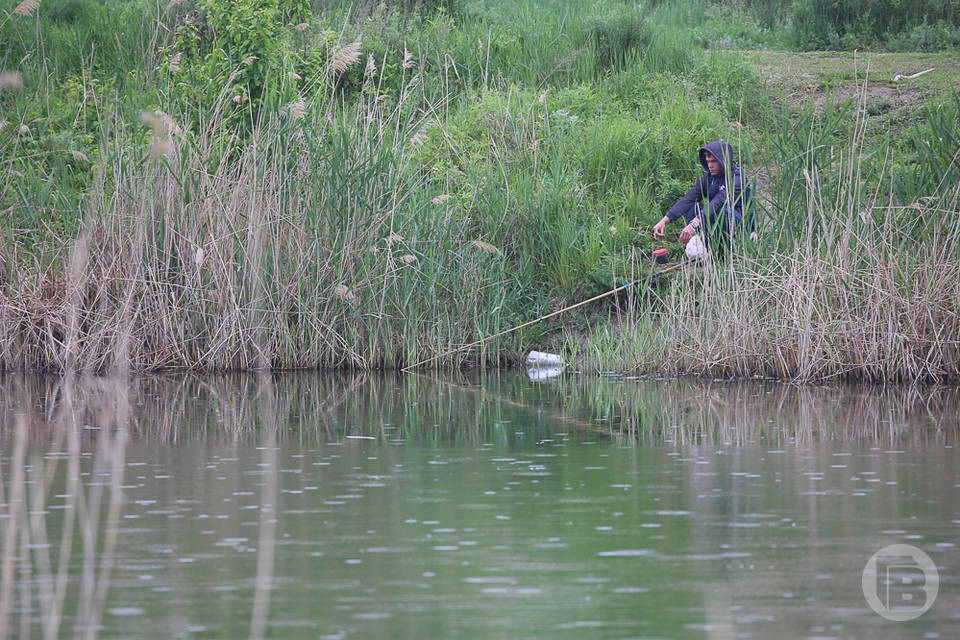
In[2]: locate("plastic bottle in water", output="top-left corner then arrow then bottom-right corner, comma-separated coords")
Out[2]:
526,351 -> 564,367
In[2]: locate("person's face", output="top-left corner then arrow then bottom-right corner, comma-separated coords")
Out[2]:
704,152 -> 722,176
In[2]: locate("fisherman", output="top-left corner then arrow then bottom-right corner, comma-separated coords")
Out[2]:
651,140 -> 752,258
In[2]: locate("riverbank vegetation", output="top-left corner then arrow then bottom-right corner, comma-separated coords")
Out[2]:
1,0 -> 958,381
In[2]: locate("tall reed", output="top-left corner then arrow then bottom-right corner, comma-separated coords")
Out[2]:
1,48 -> 527,372
3,0 -> 958,380
581,83 -> 960,383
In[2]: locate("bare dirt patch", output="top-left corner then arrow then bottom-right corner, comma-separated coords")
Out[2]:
810,84 -> 921,112
746,50 -> 960,112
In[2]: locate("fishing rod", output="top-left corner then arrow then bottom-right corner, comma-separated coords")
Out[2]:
401,259 -> 683,372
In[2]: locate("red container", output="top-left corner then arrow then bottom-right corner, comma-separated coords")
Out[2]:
652,248 -> 669,264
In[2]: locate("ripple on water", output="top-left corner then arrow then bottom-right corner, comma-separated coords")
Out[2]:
683,551 -> 752,560
556,621 -> 605,629
353,612 -> 391,620
613,586 -> 649,594
480,587 -> 543,596
597,549 -> 655,557
463,577 -> 517,585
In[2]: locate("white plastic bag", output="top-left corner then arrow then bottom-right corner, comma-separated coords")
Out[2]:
685,234 -> 707,260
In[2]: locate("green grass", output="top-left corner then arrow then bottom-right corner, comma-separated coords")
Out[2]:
1,0 -> 959,381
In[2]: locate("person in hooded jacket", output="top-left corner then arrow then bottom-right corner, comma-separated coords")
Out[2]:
652,140 -> 753,258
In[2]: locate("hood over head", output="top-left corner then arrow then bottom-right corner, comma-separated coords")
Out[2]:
698,140 -> 737,175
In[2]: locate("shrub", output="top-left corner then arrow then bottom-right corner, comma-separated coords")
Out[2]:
786,0 -> 960,50
886,20 -> 960,51
586,5 -> 651,72
162,0 -> 309,123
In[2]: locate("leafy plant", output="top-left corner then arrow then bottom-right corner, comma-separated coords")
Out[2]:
162,0 -> 309,124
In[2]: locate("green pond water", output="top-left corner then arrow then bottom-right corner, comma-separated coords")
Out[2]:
1,372 -> 958,639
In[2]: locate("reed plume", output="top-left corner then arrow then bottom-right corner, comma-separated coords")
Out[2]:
330,40 -> 362,73
12,0 -> 40,17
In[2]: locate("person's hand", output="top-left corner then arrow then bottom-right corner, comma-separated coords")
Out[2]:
652,216 -> 669,238
678,223 -> 696,244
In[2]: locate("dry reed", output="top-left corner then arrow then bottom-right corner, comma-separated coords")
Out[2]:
12,0 -> 40,17
0,47 -> 499,373
598,85 -> 960,383
330,40 -> 362,73
641,210 -> 960,382
1,37 -> 956,381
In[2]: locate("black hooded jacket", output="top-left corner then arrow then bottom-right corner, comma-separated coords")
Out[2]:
664,140 -> 752,229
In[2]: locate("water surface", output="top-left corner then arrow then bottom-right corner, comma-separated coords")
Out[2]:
1,373 -> 958,638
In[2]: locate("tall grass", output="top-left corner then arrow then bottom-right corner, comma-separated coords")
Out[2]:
1,49 -> 538,371
2,0 -> 959,380
646,0 -> 960,50
579,84 -> 960,383
0,0 -> 164,253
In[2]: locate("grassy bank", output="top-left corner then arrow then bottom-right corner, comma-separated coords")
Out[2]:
573,52 -> 960,383
1,0 -> 959,381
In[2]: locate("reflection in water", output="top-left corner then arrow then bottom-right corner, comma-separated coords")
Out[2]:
250,375 -> 278,640
1,377 -> 128,640
525,365 -> 564,381
2,372 -> 957,447
0,372 -> 958,638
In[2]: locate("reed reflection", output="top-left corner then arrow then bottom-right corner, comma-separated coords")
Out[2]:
0,372 -> 956,639
1,373 -> 957,448
0,376 -> 128,640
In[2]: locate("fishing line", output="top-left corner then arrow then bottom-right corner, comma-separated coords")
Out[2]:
401,262 -> 682,372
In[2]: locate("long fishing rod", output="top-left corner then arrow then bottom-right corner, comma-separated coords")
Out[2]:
401,261 -> 682,372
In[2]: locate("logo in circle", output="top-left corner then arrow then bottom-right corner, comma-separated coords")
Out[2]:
862,544 -> 939,621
